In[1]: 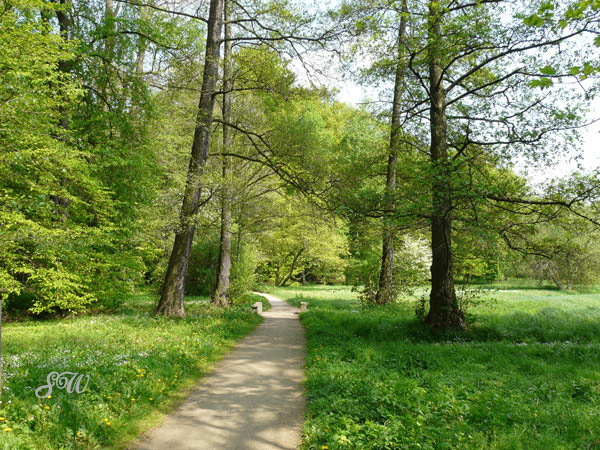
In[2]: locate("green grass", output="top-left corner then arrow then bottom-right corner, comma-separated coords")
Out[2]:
0,293 -> 267,449
274,284 -> 600,450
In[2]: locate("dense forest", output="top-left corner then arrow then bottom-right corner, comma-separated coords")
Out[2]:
1,0 -> 600,328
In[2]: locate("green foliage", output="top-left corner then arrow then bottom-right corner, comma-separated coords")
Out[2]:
276,285 -> 600,450
347,225 -> 431,304
525,216 -> 600,290
230,241 -> 262,301
0,0 -> 147,314
256,194 -> 349,286
0,294 -> 262,449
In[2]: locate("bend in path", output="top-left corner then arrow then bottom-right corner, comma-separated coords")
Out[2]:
133,293 -> 306,450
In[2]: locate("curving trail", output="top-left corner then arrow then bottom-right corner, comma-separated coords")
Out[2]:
134,293 -> 306,450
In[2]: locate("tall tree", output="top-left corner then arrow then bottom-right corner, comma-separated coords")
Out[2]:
327,0 -> 599,326
414,0 -> 599,327
155,0 -> 224,316
424,0 -> 465,327
212,0 -> 233,307
375,0 -> 408,305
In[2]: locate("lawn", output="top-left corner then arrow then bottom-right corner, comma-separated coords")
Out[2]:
0,293 -> 267,449
273,284 -> 600,450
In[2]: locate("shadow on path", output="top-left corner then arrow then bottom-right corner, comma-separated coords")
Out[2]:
133,293 -> 306,450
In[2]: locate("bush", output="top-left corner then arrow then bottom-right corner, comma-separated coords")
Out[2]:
185,230 -> 221,296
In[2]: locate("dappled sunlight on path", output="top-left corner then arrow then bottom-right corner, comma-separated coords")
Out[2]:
133,294 -> 306,450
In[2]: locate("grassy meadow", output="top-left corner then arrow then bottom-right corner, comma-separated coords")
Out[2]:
0,293 -> 267,449
273,284 -> 600,450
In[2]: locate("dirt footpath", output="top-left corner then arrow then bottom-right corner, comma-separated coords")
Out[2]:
134,293 -> 306,450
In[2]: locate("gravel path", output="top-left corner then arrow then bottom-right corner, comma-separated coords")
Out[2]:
134,293 -> 306,450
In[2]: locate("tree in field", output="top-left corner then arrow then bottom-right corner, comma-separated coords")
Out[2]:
418,0 -> 599,327
330,0 -> 600,326
331,0 -> 412,305
374,0 -> 409,305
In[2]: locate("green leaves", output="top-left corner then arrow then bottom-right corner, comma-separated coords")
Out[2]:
540,65 -> 557,75
523,13 -> 545,27
0,0 -> 155,314
529,77 -> 554,89
583,61 -> 596,76
530,66 -> 557,89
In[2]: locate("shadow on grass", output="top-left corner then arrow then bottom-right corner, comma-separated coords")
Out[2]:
291,294 -> 600,346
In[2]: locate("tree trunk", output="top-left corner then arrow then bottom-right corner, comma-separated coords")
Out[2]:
101,0 -> 117,111
236,227 -> 243,266
56,0 -> 71,131
280,249 -> 304,287
156,0 -> 224,317
134,5 -> 150,76
552,275 -> 564,290
49,0 -> 72,219
275,265 -> 281,287
425,2 -> 466,328
212,0 -> 233,307
301,270 -> 307,285
375,2 -> 408,305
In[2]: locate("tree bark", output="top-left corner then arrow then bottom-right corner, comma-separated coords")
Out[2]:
101,0 -> 118,111
236,227 -> 243,266
56,0 -> 71,131
212,0 -> 233,307
156,0 -> 224,317
48,0 -> 72,219
375,1 -> 408,305
425,2 -> 466,328
134,7 -> 151,76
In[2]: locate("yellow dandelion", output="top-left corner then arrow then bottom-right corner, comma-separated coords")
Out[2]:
3,427 -> 12,432
47,395 -> 52,399
131,398 -> 136,402
149,398 -> 153,401
106,422 -> 111,426
321,446 -> 329,450
0,418 -> 4,421
44,406 -> 50,410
